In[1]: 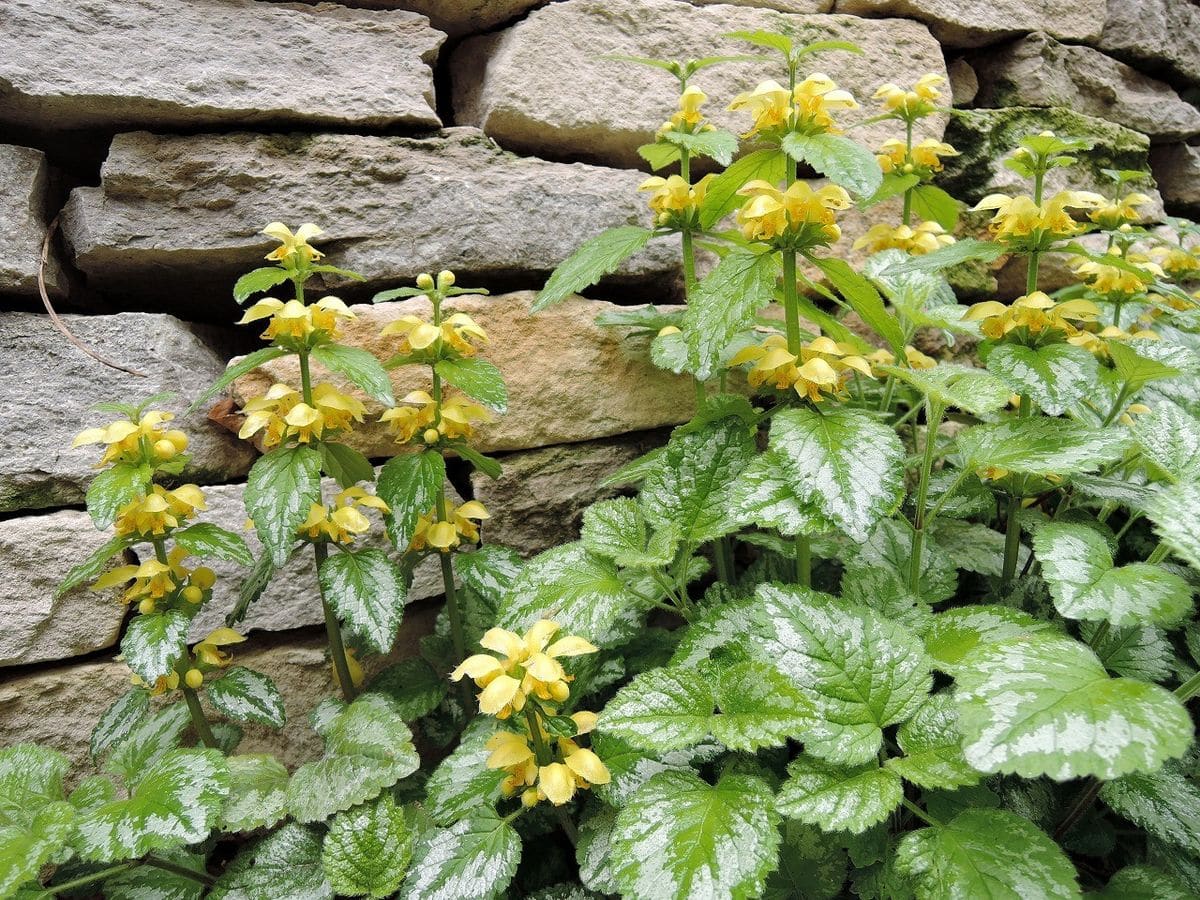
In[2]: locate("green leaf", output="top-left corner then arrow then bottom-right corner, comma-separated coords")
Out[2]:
885,694 -> 979,789
287,694 -> 420,823
210,823 -> 332,900
812,256 -> 903,355
896,808 -> 1078,899
453,444 -> 502,480
0,744 -> 69,831
777,755 -> 902,834
955,634 -> 1192,779
884,237 -> 1006,275
234,266 -> 291,303
751,585 -> 931,765
986,342 -> 1098,417
323,793 -> 413,899
424,719 -> 507,826
1109,340 -> 1182,390
87,461 -> 150,528
929,520 -> 1026,579
1095,866 -> 1194,900
246,445 -> 322,566
310,264 -> 365,282
312,344 -> 395,406
172,522 -> 254,566
105,703 -> 190,787
909,184 -> 960,230
641,417 -> 756,543
581,498 -> 677,569
1085,622 -> 1173,681
534,226 -> 655,312
398,810 -> 521,900
435,358 -> 508,413
56,534 -> 128,598
781,132 -> 882,198
1034,522 -> 1192,627
367,657 -> 448,722
220,754 -> 289,832
319,548 -> 407,655
104,850 -> 209,900
710,660 -> 814,752
639,141 -> 682,170
728,449 -> 830,536
188,345 -> 290,414
76,748 -> 230,862
662,129 -> 738,166
1130,403 -> 1200,481
922,605 -> 1057,673
499,542 -> 644,644
766,406 -> 906,542
90,689 -> 151,762
121,611 -> 189,683
879,363 -> 1010,416
599,668 -> 715,752
861,171 -> 920,207
682,250 -> 777,380
319,442 -> 376,489
578,803 -> 620,895
0,801 -> 75,899
763,820 -> 849,900
1145,480 -> 1200,569
207,667 -> 287,728
1101,763 -> 1200,855
377,450 -> 445,552
725,28 -> 792,54
611,771 -> 780,900
699,149 -> 788,229
955,418 -> 1129,479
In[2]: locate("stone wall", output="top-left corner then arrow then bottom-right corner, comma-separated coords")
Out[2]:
2,0 -> 1199,765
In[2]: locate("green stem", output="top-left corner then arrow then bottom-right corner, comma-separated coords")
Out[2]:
1175,669 -> 1200,702
901,118 -> 914,227
713,540 -> 732,585
524,705 -> 578,846
1146,542 -> 1171,565
781,251 -> 801,356
878,377 -> 897,414
901,797 -> 941,828
796,535 -> 811,588
142,855 -> 216,886
1113,297 -> 1124,329
1101,382 -> 1133,426
909,401 -> 945,592
317,543 -> 358,703
1054,778 -> 1102,840
1026,169 -> 1044,295
1000,492 -> 1023,589
37,863 -> 136,898
926,468 -> 970,521
182,684 -> 219,748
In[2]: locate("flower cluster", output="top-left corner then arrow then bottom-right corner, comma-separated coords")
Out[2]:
735,179 -> 851,248
875,138 -> 958,177
298,487 -> 389,545
238,295 -> 356,347
239,382 -> 365,447
380,311 -> 488,359
1072,251 -> 1162,298
638,173 -> 715,229
730,333 -> 874,402
873,73 -> 945,120
380,390 -> 493,445
656,84 -> 713,138
1149,243 -> 1200,280
1089,192 -> 1152,230
262,221 -> 324,267
410,500 -> 490,552
853,221 -> 954,256
729,74 -> 857,139
974,191 -> 1106,245
865,344 -> 938,374
485,712 -> 610,807
964,291 -> 1101,344
94,546 -> 216,614
73,410 -> 189,467
114,484 -> 207,538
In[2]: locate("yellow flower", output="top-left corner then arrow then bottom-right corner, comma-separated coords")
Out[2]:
1068,324 -> 1160,358
333,647 -> 365,692
735,179 -> 850,246
131,671 -> 179,696
441,312 -> 489,357
873,73 -> 944,117
728,80 -> 792,138
911,139 -> 958,171
1089,193 -> 1151,229
964,291 -> 1100,342
93,545 -> 189,607
193,627 -> 246,668
74,411 -> 186,468
450,619 -> 598,717
438,396 -> 494,441
729,333 -> 872,402
866,347 -> 896,375
262,222 -> 324,266
380,390 -> 438,443
876,137 -> 957,176
853,221 -> 954,256
410,500 -> 490,553
638,174 -> 715,228
380,315 -> 442,354
658,85 -> 710,136
238,296 -> 355,344
114,484 -> 206,537
239,383 -> 365,448
1072,252 -> 1162,296
729,76 -> 856,138
974,190 -> 1105,242
905,345 -> 938,369
1149,244 -> 1200,279
298,487 -> 389,544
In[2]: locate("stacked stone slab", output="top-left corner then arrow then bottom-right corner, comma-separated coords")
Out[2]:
3,0 -> 1200,765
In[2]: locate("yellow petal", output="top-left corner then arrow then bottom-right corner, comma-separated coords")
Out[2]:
478,675 -> 522,715
524,652 -> 564,682
409,322 -> 442,350
450,654 -> 504,682
72,427 -> 107,447
455,500 -> 490,521
486,731 -> 534,769
565,748 -> 610,785
538,763 -> 576,806
546,636 -> 599,658
571,711 -> 599,735
480,627 -> 526,660
524,620 -> 560,653
202,627 -> 246,647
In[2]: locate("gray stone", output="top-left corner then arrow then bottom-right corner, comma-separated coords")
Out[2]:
0,610 -> 437,772
471,431 -> 669,557
0,312 -> 256,513
0,0 -> 443,132
1097,0 -> 1200,88
972,34 -> 1200,144
322,0 -> 540,37
936,107 -> 1165,223
60,128 -> 681,306
0,510 -> 127,667
947,58 -> 978,108
452,0 -> 947,169
994,232 -> 1111,300
0,144 -> 64,298
1151,144 -> 1200,214
832,0 -> 1105,48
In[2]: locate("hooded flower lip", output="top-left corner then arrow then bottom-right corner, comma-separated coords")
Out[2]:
297,487 -> 389,545
239,382 -> 365,448
410,500 -> 491,553
380,311 -> 488,359
638,173 -> 715,228
964,291 -> 1101,343
74,411 -> 187,468
729,333 -> 874,402
262,222 -> 324,266
735,179 -> 850,247
728,74 -> 856,139
657,84 -> 713,138
973,190 -> 1106,243
193,627 -> 246,668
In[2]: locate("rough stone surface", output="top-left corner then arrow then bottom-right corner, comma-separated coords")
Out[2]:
1151,144 -> 1200,214
0,611 -> 437,772
60,128 -> 680,308
832,0 -> 1105,47
972,34 -> 1200,144
326,0 -> 540,37
0,510 -> 127,667
230,292 -> 698,454
189,478 -> 459,639
936,107 -> 1165,222
452,0 -> 947,169
0,144 -> 64,297
947,58 -> 978,107
0,312 -> 256,513
471,430 -> 668,557
1097,0 -> 1200,88
0,0 -> 443,131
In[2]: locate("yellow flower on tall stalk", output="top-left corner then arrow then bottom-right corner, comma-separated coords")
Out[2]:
729,333 -> 873,402
449,619 -> 598,717
239,382 -> 365,447
875,138 -> 958,176
73,411 -> 188,467
873,73 -> 944,118
410,500 -> 491,553
381,391 -> 493,445
638,173 -> 715,228
298,487 -> 389,544
1149,244 -> 1200,279
964,291 -> 1101,342
657,84 -> 711,136
380,311 -> 488,358
237,295 -> 356,344
262,222 -> 324,266
853,221 -> 954,256
1089,193 -> 1152,229
485,711 -> 610,807
1072,252 -> 1162,296
728,74 -> 856,139
193,627 -> 247,668
114,484 -> 207,537
1067,324 -> 1161,357
735,179 -> 851,246
974,190 -> 1106,243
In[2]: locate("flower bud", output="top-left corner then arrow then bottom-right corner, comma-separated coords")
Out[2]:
416,273 -> 435,290
165,430 -> 189,452
184,668 -> 204,689
550,680 -> 570,702
182,585 -> 204,604
153,439 -> 178,460
437,269 -> 456,291
423,428 -> 441,445
138,598 -> 156,615
192,567 -> 217,589
522,788 -> 540,808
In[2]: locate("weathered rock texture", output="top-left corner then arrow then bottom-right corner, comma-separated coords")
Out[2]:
0,0 -> 443,131
972,34 -> 1200,143
60,128 -> 679,307
329,0 -> 540,37
453,0 -> 947,168
0,510 -> 127,667
1096,0 -> 1200,88
937,107 -> 1164,221
0,145 -> 64,297
832,0 -> 1104,46
472,430 -> 668,557
230,293 -> 697,454
0,312 -> 255,513
1151,145 -> 1200,215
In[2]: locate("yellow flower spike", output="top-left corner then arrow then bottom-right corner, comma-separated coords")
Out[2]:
380,315 -> 442,354
262,222 -> 325,265
485,731 -> 535,770
910,139 -> 958,171
792,72 -> 857,133
1089,193 -> 1151,229
74,411 -> 184,468
537,762 -> 577,806
564,747 -> 611,786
